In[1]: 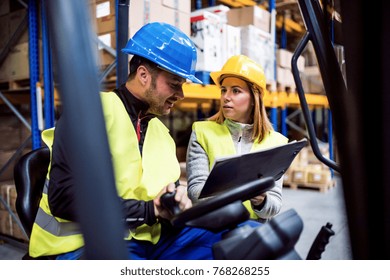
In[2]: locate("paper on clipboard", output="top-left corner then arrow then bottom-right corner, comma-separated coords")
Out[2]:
199,138 -> 308,199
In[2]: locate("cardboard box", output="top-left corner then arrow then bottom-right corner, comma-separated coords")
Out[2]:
190,4 -> 230,22
96,0 -> 114,18
94,0 -> 191,49
291,168 -> 308,184
283,168 -> 292,185
277,67 -> 294,88
276,48 -> 305,71
96,14 -> 115,34
97,30 -> 116,66
6,42 -> 30,80
129,0 -> 190,37
0,183 -> 17,213
190,11 -> 225,72
96,0 -> 116,34
1,40 -> 43,81
0,209 -> 11,236
222,24 -> 241,63
0,151 -> 19,182
307,169 -> 331,185
240,25 -> 275,82
301,66 -> 325,93
298,147 -> 308,163
0,148 -> 30,182
12,220 -> 28,242
228,6 -> 270,33
0,113 -> 31,148
307,151 -> 330,166
276,48 -> 293,69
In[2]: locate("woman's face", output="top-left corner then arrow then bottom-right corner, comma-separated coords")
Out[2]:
220,77 -> 254,124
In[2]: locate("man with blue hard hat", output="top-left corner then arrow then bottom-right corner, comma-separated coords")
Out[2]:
28,22 -> 228,260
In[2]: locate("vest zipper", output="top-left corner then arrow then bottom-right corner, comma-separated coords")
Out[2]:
237,128 -> 243,154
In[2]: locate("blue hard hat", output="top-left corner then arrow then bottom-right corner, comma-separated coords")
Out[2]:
122,22 -> 202,84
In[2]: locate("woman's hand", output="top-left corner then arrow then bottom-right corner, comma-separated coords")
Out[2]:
250,193 -> 267,209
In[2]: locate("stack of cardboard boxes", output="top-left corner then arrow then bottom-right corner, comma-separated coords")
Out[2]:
229,6 -> 275,85
0,113 -> 30,242
0,2 -> 40,83
300,42 -> 326,94
283,142 -> 335,192
190,5 -> 306,91
276,48 -> 305,92
0,2 -> 32,241
0,182 -> 27,242
94,0 -> 191,68
190,5 -> 274,85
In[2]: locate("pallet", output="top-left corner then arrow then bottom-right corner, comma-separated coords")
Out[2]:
0,78 -> 30,91
0,78 -> 31,106
284,179 -> 336,192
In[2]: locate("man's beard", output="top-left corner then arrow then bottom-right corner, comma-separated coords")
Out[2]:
144,80 -> 166,116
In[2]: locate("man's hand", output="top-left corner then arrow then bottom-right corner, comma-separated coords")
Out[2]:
153,183 -> 192,220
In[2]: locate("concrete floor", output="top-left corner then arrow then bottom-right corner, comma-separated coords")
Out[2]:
0,236 -> 26,260
0,173 -> 352,260
281,174 -> 352,259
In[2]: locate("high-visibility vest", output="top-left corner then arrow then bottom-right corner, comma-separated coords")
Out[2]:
29,91 -> 180,257
193,121 -> 288,219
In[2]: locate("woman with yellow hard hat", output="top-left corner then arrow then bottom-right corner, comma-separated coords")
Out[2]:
186,55 -> 288,222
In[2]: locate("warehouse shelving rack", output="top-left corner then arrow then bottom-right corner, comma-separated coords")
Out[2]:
0,0 -> 335,249
186,0 -> 333,152
1,0 -> 334,153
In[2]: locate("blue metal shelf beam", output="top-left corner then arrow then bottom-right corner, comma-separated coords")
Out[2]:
41,0 -> 55,129
28,0 -> 41,150
116,0 -> 130,87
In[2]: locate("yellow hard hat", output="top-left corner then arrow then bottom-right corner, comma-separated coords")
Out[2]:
210,55 -> 266,92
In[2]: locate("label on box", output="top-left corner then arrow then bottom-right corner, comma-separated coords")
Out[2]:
96,1 -> 111,18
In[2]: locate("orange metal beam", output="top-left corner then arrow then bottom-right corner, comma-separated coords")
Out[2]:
235,0 -> 257,6
182,83 -> 329,110
276,16 -> 304,34
217,0 -> 244,8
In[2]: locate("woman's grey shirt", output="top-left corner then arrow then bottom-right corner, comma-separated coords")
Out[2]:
186,119 -> 283,221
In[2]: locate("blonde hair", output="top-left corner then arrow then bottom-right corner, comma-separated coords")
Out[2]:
208,81 -> 274,143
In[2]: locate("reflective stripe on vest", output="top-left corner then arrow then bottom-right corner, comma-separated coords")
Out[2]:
32,180 -> 81,237
35,208 -> 80,237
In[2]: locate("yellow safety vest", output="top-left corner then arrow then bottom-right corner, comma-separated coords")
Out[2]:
29,91 -> 180,257
193,121 -> 288,219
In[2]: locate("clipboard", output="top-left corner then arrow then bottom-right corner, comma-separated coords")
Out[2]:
199,138 -> 308,199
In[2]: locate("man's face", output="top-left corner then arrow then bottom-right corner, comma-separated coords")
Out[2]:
145,70 -> 185,116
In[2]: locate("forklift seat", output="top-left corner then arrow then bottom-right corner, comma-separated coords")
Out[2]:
13,146 -> 51,259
